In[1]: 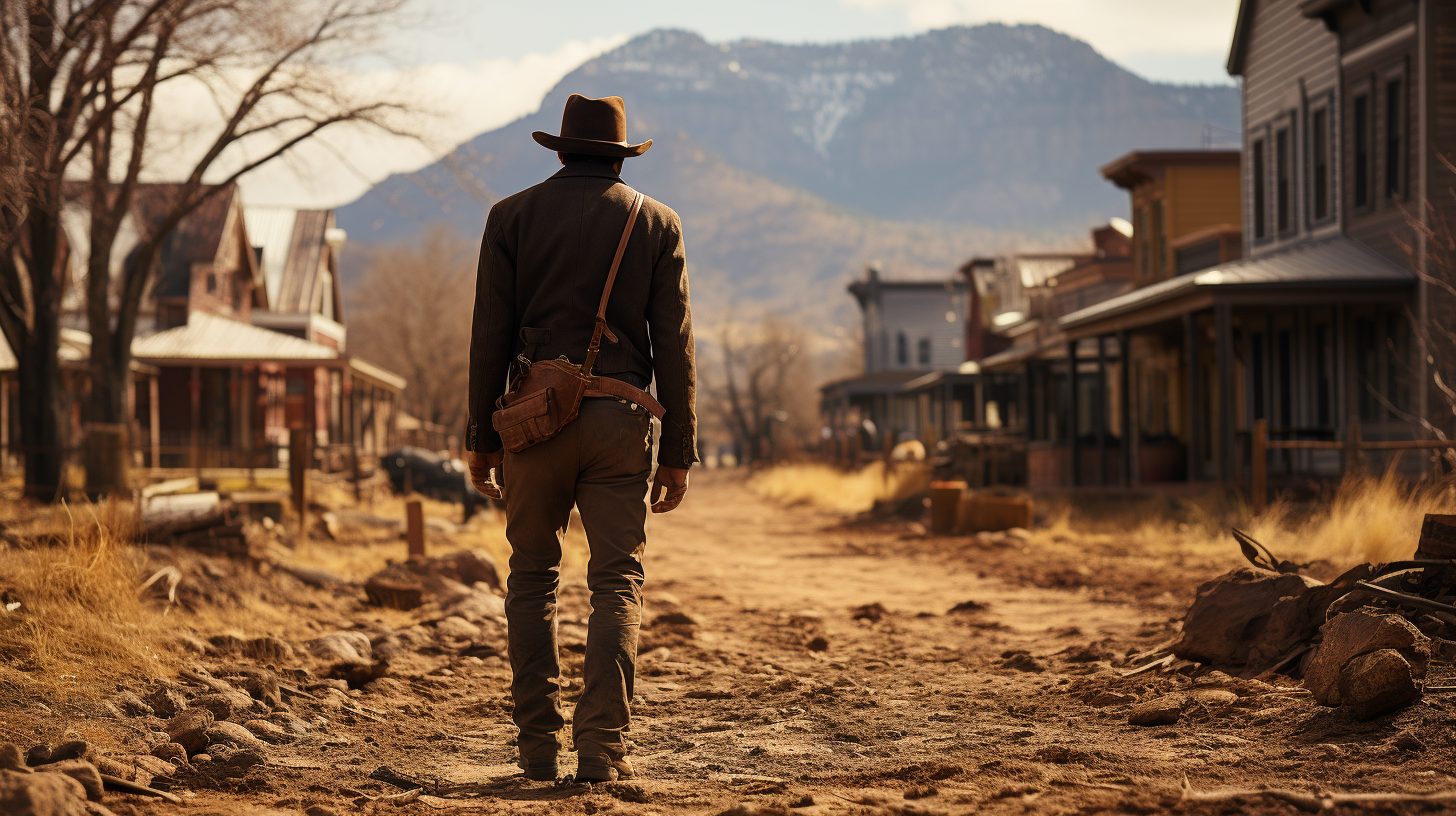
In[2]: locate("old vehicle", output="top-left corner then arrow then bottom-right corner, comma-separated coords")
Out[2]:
380,447 -> 493,517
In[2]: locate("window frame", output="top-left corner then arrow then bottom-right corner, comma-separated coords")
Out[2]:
1275,124 -> 1293,236
1251,135 -> 1268,242
1307,96 -> 1335,225
1382,60 -> 1409,202
1351,79 -> 1374,212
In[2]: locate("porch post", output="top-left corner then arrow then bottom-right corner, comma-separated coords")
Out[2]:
1184,313 -> 1202,482
149,375 -> 160,471
1216,303 -> 1235,483
239,366 -> 253,473
190,366 -> 202,476
1118,330 -> 1134,487
1066,341 -> 1079,487
1096,335 -> 1108,485
0,375 -> 8,474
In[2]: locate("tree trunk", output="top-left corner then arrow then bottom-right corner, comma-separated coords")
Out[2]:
83,349 -> 131,496
17,213 -> 65,499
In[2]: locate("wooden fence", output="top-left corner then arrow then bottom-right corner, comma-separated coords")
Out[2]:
1250,418 -> 1456,511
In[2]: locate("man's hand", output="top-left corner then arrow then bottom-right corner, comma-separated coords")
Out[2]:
465,449 -> 505,500
650,465 -> 689,513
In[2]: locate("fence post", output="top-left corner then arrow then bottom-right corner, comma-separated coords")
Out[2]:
1251,418 -> 1267,513
406,499 -> 425,558
1345,421 -> 1362,477
289,428 -> 310,534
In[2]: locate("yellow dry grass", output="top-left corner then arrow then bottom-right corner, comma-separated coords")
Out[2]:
749,461 -> 932,514
1250,470 -> 1455,565
0,499 -> 171,702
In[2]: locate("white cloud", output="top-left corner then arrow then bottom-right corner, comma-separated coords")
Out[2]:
227,35 -> 624,208
840,0 -> 1238,61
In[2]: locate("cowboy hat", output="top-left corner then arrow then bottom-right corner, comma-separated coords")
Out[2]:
532,94 -> 651,158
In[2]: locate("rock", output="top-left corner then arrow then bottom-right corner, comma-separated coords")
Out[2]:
191,691 -> 260,722
306,632 -> 372,663
0,768 -> 92,816
1084,691 -> 1135,707
1174,567 -> 1322,668
328,660 -> 389,689
305,806 -> 340,816
202,721 -> 268,752
241,720 -> 289,744
443,589 -> 506,623
111,691 -> 153,718
364,572 -> 424,610
0,744 -> 25,772
999,651 -> 1045,673
217,748 -> 265,778
805,636 -> 829,652
1337,649 -> 1423,720
244,635 -> 295,663
142,686 -> 188,719
126,754 -> 176,779
1392,730 -> 1426,752
43,743 -> 87,766
1129,694 -> 1186,726
234,672 -> 282,709
150,743 -> 187,764
1303,608 -> 1429,708
652,611 -> 699,627
268,712 -> 311,736
165,709 -> 215,755
434,616 -> 482,641
423,549 -> 502,594
36,761 -> 103,801
24,746 -> 50,767
1189,689 -> 1239,706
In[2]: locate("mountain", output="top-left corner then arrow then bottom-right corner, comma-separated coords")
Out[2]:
337,24 -> 1238,332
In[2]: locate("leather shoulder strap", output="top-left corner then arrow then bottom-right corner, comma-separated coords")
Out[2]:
581,190 -> 645,374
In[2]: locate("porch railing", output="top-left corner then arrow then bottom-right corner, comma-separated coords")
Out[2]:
1249,418 -> 1456,511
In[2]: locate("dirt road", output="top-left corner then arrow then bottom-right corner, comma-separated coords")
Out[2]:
8,471 -> 1455,815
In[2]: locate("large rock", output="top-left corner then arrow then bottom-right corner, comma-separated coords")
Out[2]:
202,721 -> 268,752
164,709 -> 214,755
1174,567 -> 1322,668
1128,694 -> 1186,726
423,550 -> 502,594
36,762 -> 102,802
191,691 -> 260,722
1303,608 -> 1429,712
1338,649 -> 1423,719
364,570 -> 424,611
0,769 -> 94,816
305,632 -> 372,663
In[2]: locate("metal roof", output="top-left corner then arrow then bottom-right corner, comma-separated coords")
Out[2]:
819,369 -> 936,396
243,206 -> 298,308
1059,237 -> 1414,331
132,312 -> 338,361
349,356 -> 407,391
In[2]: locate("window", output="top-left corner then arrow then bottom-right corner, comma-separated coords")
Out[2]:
896,332 -> 908,366
1276,127 -> 1291,233
1252,139 -> 1267,239
916,338 -> 931,365
1311,107 -> 1330,220
205,272 -> 217,293
1385,77 -> 1405,198
1353,93 -> 1370,208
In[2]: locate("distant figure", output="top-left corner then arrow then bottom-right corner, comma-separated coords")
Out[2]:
463,94 -> 698,784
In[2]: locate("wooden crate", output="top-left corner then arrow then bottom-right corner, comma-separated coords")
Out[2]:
956,493 -> 1033,533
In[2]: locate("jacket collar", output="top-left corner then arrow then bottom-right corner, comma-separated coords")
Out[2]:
549,163 -> 623,183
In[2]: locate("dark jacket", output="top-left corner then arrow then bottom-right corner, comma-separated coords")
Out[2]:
465,162 -> 698,469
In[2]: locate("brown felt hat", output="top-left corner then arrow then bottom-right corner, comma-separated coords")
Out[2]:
532,94 -> 651,158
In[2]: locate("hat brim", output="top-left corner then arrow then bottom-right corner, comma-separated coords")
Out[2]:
532,131 -> 651,158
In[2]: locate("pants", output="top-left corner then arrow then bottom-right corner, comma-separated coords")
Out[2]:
502,397 -> 652,764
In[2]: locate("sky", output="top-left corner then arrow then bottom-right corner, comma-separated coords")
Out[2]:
233,0 -> 1242,208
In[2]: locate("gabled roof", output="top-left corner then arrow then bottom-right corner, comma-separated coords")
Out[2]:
245,207 -> 337,315
1060,237 -> 1413,331
132,184 -> 240,299
1227,0 -> 1256,76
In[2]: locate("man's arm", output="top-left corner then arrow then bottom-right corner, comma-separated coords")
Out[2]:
465,208 -> 516,456
646,210 -> 698,470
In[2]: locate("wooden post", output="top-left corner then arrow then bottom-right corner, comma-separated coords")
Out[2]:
190,366 -> 202,479
406,499 -> 425,558
149,375 -> 160,471
1251,418 -> 1267,513
1096,335 -> 1107,485
351,443 -> 362,505
1216,303 -> 1235,484
1118,330 -> 1134,488
1184,313 -> 1202,482
0,375 -> 8,475
1345,421 -> 1362,477
1066,341 -> 1079,487
289,428 -> 309,533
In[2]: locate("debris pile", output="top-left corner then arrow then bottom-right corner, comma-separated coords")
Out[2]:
1159,519 -> 1454,720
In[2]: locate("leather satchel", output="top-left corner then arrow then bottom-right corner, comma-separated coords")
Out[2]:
491,190 -> 667,453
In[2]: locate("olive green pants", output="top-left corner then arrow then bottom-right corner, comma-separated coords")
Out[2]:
501,397 -> 652,766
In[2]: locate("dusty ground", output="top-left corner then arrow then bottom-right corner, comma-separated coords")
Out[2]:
4,470 -> 1455,815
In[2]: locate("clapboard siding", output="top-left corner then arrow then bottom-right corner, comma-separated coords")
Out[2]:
1338,0 -> 1420,269
1166,165 -> 1242,237
1241,0 -> 1342,258
1432,0 -> 1456,249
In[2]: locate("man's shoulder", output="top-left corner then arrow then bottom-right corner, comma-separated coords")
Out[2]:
635,192 -> 681,232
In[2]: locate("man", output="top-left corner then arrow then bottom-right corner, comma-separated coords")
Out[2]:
463,94 -> 697,784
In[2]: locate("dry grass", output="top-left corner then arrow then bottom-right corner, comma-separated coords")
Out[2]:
749,462 -> 931,514
0,499 -> 171,702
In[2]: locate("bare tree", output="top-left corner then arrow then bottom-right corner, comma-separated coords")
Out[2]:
707,314 -> 817,465
347,227 -> 474,434
0,0 -> 413,496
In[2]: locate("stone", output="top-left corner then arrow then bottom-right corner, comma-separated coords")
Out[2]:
652,611 -> 700,627
150,743 -> 187,764
165,709 -> 215,755
1303,608 -> 1429,707
999,651 -> 1045,673
443,589 -> 505,623
805,636 -> 829,652
0,768 -> 92,816
364,572 -> 424,611
111,691 -> 153,718
268,712 -> 311,736
241,719 -> 289,744
1084,691 -> 1135,707
305,806 -> 340,816
142,686 -> 188,719
24,746 -> 50,767
424,549 -> 502,594
191,691 -> 260,722
0,744 -> 26,772
243,636 -> 294,663
434,616 -> 482,641
126,754 -> 177,780
217,748 -> 265,778
1337,649 -> 1422,720
1128,693 -> 1186,726
1174,567 -> 1322,668
306,632 -> 372,663
203,721 -> 268,752
1189,689 -> 1239,706
44,743 -> 87,766
36,761 -> 103,801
